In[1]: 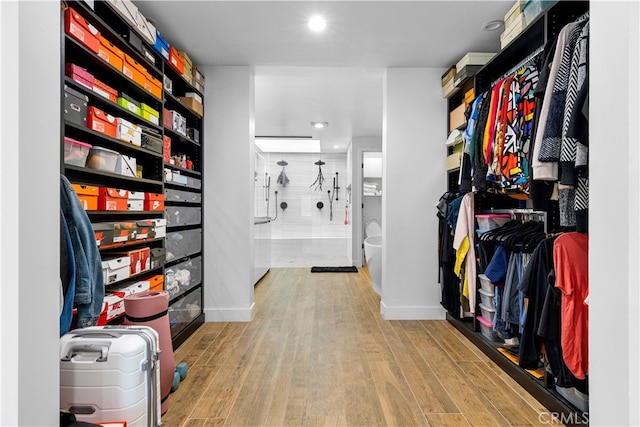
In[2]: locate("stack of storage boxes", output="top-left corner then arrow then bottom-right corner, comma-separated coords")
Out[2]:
501,1 -> 526,48
477,274 -> 497,341
454,52 -> 495,87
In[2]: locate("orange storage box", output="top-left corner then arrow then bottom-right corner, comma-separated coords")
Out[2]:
144,192 -> 164,211
148,274 -> 164,292
168,46 -> 184,75
71,183 -> 100,210
122,54 -> 147,89
65,7 -> 100,53
143,73 -> 162,99
97,36 -> 124,71
87,106 -> 117,138
99,188 -> 129,211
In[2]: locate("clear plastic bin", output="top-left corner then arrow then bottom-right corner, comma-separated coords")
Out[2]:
165,228 -> 201,261
477,316 -> 498,341
165,256 -> 202,299
478,288 -> 495,309
169,287 -> 202,337
165,188 -> 201,204
475,214 -> 510,230
478,273 -> 495,294
165,206 -> 201,227
64,137 -> 92,167
479,302 -> 496,324
86,146 -> 119,173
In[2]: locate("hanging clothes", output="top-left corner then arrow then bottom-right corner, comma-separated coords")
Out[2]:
453,192 -> 476,314
531,21 -> 579,181
60,175 -> 105,329
554,232 -> 589,380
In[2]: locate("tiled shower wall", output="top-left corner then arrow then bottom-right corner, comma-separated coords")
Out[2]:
261,152 -> 351,239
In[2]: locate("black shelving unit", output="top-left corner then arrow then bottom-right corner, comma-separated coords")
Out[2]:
440,2 -> 590,425
62,0 -> 205,349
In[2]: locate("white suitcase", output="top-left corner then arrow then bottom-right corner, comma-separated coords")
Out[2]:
60,325 -> 162,426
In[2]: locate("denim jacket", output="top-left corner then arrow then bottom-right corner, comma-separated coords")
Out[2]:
60,208 -> 76,335
60,175 -> 104,328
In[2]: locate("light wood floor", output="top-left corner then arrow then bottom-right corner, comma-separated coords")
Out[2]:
162,267 -> 549,427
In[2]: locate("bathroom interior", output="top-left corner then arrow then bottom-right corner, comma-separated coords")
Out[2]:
253,140 -> 383,292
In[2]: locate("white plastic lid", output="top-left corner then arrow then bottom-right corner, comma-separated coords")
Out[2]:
365,220 -> 381,238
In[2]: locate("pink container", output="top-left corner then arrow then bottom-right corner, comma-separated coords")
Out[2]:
124,290 -> 174,415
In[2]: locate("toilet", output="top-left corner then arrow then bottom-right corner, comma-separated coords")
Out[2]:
364,220 -> 382,296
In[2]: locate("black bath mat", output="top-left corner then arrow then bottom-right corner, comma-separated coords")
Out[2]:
311,266 -> 358,273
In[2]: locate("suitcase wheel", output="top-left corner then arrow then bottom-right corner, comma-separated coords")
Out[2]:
176,361 -> 188,381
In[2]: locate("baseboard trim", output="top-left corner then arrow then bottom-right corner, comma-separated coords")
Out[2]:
204,302 -> 255,322
380,301 -> 446,320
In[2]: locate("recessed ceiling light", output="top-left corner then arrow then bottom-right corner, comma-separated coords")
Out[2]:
333,145 -> 339,149
311,121 -> 328,129
482,20 -> 504,31
308,15 -> 327,32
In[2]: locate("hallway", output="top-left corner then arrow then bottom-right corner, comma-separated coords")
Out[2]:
162,268 -> 548,426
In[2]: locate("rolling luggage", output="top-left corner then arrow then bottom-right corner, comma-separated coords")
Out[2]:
60,325 -> 162,426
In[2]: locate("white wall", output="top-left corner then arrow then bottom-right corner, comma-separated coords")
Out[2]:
590,1 -> 640,425
201,66 -> 255,321
0,2 -> 60,424
381,68 -> 447,320
351,136 -> 382,266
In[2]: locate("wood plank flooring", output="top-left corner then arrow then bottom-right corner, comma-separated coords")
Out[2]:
162,267 -> 549,427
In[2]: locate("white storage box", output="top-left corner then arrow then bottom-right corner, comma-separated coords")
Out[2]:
184,92 -> 203,104
478,288 -> 495,309
109,279 -> 150,299
116,117 -> 142,146
456,52 -> 496,73
478,274 -> 496,294
127,190 -> 144,211
102,255 -> 131,285
151,218 -> 166,238
475,214 -> 511,231
477,316 -> 498,341
479,303 -> 496,324
116,154 -> 137,177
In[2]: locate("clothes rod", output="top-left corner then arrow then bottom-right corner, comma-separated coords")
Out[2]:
491,46 -> 544,87
481,208 -> 548,234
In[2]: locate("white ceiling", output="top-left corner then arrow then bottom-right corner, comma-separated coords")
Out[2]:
136,1 -> 513,152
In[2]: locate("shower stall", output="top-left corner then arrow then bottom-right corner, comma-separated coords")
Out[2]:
258,151 -> 352,268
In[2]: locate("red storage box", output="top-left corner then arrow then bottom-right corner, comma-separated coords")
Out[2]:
93,78 -> 118,103
93,78 -> 118,100
163,135 -> 171,163
163,108 -> 172,129
144,193 -> 164,211
99,188 -> 129,211
87,106 -> 117,138
64,7 -> 100,53
71,183 -> 100,210
98,35 -> 124,71
122,54 -> 147,89
65,63 -> 94,90
168,46 -> 184,75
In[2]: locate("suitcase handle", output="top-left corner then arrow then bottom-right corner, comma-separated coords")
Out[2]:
61,343 -> 110,362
